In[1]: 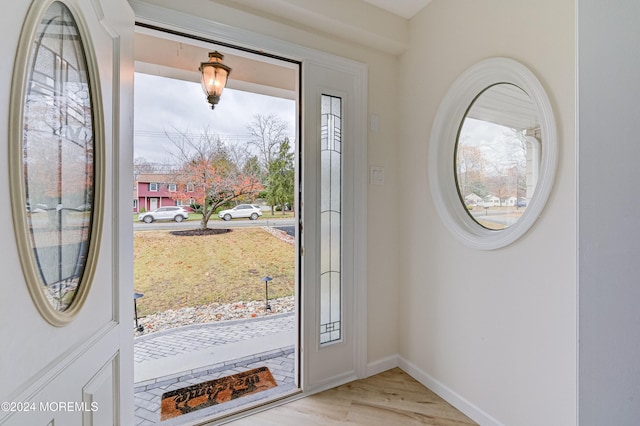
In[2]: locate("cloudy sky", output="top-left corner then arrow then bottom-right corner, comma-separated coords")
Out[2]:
134,72 -> 296,164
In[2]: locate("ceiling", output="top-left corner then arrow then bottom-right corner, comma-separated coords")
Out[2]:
134,0 -> 435,90
361,0 -> 432,19
204,0 -> 430,54
135,28 -> 298,100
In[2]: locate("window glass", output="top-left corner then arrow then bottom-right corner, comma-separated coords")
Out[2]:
320,94 -> 342,345
22,1 -> 95,312
455,84 -> 539,230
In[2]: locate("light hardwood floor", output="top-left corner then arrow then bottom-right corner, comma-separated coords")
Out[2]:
226,368 -> 477,425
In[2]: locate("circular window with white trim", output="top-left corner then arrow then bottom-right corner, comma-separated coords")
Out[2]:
429,58 -> 557,250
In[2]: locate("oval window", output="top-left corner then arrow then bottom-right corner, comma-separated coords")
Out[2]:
455,83 -> 540,230
9,1 -> 103,325
429,58 -> 556,250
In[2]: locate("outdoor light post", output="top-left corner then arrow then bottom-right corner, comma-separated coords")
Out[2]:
134,292 -> 144,332
262,276 -> 273,312
199,51 -> 231,110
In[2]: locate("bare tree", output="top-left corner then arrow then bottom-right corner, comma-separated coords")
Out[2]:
246,113 -> 289,170
133,157 -> 161,179
456,143 -> 486,198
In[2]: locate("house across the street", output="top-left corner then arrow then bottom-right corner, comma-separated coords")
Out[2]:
134,173 -> 192,213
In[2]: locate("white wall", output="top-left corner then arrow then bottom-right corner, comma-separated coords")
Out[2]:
398,1 -> 576,425
578,1 -> 640,424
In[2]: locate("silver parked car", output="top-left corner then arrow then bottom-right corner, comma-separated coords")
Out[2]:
218,204 -> 263,221
138,206 -> 189,223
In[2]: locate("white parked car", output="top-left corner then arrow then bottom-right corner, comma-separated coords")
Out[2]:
138,206 -> 189,223
218,204 -> 263,221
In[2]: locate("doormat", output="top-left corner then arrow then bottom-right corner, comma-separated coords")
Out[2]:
160,366 -> 277,421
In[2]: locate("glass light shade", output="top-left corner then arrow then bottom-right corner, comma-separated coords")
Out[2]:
199,51 -> 231,109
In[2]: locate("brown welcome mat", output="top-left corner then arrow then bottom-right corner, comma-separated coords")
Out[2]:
160,366 -> 278,420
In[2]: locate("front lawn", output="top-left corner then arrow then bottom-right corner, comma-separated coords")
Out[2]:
134,228 -> 295,316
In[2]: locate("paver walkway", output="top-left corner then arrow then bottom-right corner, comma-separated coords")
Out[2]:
134,312 -> 296,425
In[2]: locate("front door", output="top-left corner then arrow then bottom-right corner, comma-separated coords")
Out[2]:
0,0 -> 134,425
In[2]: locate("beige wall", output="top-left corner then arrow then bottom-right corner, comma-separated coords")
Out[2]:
1,0 -> 580,422
398,1 -> 576,424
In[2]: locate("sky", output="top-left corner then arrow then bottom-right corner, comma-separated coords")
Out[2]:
134,72 -> 296,164
459,117 -> 526,169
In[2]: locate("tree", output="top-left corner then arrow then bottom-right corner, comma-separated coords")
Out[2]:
266,138 -> 295,215
133,157 -> 161,179
242,155 -> 262,178
166,127 -> 262,229
246,113 -> 289,170
456,144 -> 485,198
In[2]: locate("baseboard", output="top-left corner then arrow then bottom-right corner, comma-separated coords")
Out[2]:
366,354 -> 399,377
303,370 -> 359,395
397,356 -> 504,426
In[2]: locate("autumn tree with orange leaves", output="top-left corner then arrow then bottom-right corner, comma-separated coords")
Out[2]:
166,127 -> 262,229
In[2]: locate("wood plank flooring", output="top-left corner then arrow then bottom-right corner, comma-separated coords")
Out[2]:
225,368 -> 477,425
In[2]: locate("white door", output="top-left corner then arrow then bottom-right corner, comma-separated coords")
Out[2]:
150,197 -> 158,211
0,0 -> 134,425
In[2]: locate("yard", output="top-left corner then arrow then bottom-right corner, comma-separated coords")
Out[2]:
134,227 -> 295,316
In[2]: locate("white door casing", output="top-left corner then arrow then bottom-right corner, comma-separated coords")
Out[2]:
0,0 -> 134,425
130,0 -> 368,394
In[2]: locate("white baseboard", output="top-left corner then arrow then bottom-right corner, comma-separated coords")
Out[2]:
304,370 -> 359,395
366,354 -> 399,377
397,356 -> 504,426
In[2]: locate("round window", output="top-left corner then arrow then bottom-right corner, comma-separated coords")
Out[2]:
429,58 -> 556,250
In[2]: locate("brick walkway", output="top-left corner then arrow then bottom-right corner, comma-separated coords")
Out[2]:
134,312 -> 296,425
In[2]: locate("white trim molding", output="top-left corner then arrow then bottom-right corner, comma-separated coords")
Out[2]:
398,356 -> 505,426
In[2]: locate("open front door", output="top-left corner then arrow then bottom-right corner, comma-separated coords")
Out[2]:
0,0 -> 134,424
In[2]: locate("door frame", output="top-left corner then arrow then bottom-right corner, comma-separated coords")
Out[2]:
129,0 -> 368,393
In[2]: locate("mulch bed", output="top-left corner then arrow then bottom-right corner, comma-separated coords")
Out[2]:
169,228 -> 232,237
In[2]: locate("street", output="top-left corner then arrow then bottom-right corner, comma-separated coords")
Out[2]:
133,218 -> 296,231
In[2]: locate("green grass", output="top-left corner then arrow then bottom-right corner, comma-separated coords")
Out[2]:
134,228 -> 295,315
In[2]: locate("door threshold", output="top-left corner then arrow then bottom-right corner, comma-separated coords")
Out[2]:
170,387 -> 303,426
